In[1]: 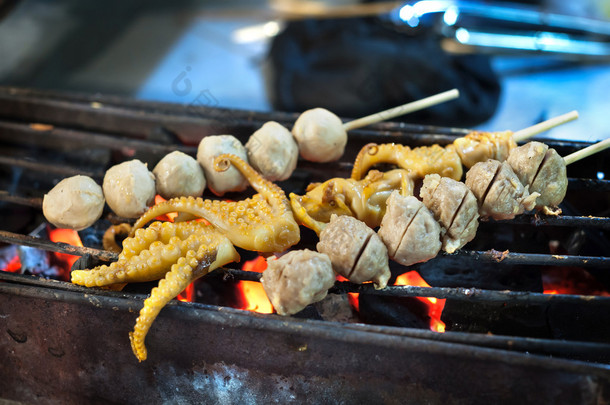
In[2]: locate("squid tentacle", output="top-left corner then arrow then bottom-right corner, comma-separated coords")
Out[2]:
129,252 -> 197,362
72,222 -> 220,287
129,236 -> 239,362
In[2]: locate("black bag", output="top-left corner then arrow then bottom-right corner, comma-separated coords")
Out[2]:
264,18 -> 500,127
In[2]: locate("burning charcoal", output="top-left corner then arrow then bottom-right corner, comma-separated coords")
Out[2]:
18,245 -> 62,278
313,294 -> 359,323
317,214 -> 390,289
0,245 -> 20,272
71,254 -> 106,272
260,249 -> 335,316
358,295 -> 432,330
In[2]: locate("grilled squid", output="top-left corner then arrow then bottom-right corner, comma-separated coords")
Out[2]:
351,131 -> 518,181
261,249 -> 336,316
316,214 -> 390,289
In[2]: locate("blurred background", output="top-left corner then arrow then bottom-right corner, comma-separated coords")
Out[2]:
0,0 -> 609,141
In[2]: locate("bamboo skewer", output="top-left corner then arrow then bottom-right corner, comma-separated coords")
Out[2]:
512,110 -> 579,142
342,89 -> 460,131
564,137 -> 610,166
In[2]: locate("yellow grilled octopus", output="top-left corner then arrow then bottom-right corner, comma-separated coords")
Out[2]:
290,168 -> 414,234
71,154 -> 300,361
350,130 -> 516,181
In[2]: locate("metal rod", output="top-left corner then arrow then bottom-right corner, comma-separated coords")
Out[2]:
218,269 -> 610,305
0,225 -> 607,269
0,155 -> 103,179
493,213 -> 610,229
3,267 -> 609,308
329,281 -> 610,305
0,230 -> 118,262
568,177 -> 610,192
0,191 -> 43,208
0,120 -> 197,155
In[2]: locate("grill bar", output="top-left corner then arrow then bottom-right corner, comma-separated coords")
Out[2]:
0,230 -> 118,262
0,191 -> 42,208
0,120 -> 198,155
1,230 -> 609,307
0,155 -> 103,179
1,228 -> 608,270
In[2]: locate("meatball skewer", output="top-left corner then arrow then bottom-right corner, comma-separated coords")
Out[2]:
247,89 -> 459,181
506,137 -> 610,214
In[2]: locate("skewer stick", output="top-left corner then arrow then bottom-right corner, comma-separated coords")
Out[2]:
342,89 -> 460,132
563,138 -> 610,166
512,110 -> 579,142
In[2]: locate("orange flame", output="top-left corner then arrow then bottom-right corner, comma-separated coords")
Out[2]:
3,255 -> 21,273
542,267 -> 610,296
237,256 -> 273,313
395,271 -> 446,333
48,227 -> 83,273
177,282 -> 195,302
336,275 -> 360,312
154,195 -> 178,222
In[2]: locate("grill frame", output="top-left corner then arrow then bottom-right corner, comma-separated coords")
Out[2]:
1,86 -> 610,403
2,273 -> 610,404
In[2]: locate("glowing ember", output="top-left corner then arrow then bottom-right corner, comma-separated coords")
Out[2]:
336,275 -> 360,312
154,195 -> 178,222
395,271 -> 446,333
237,256 -> 273,313
48,227 -> 83,272
542,267 -> 610,296
177,283 -> 195,302
3,254 -> 21,273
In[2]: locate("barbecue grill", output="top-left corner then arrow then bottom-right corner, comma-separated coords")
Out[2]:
1,86 -> 609,404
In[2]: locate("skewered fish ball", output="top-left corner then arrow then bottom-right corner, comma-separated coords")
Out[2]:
506,141 -> 567,213
261,249 -> 336,316
197,135 -> 249,196
378,191 -> 441,266
420,174 -> 479,254
465,160 -> 539,220
153,151 -> 206,199
103,159 -> 156,218
317,214 -> 390,289
292,108 -> 347,163
43,175 -> 105,230
245,121 -> 299,181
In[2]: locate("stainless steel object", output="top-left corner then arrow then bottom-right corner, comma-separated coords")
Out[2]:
387,0 -> 610,59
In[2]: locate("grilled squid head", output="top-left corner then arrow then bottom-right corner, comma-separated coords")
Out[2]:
290,180 -> 353,224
